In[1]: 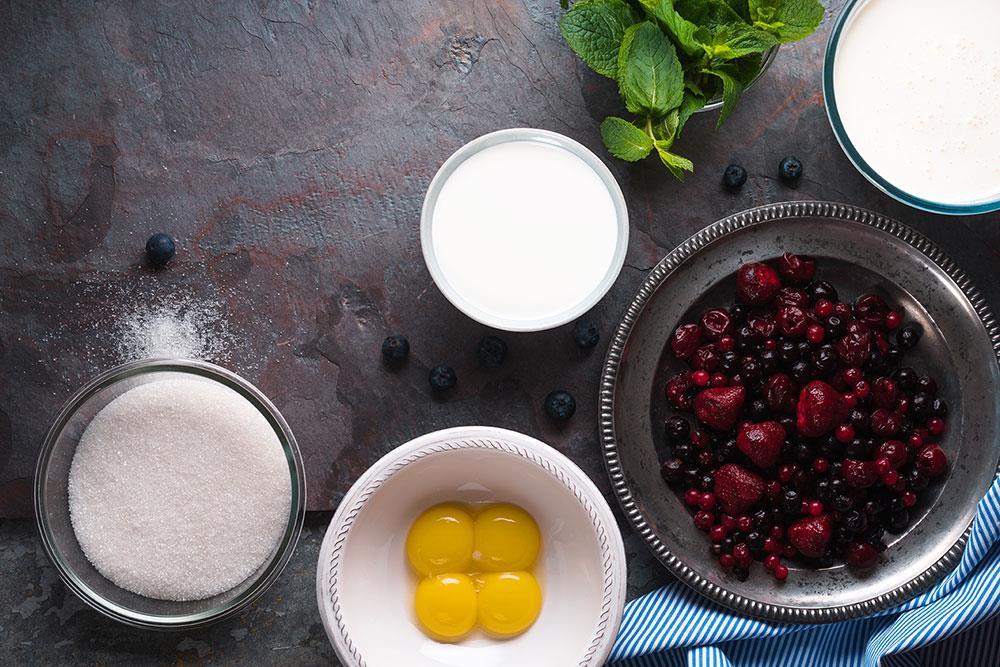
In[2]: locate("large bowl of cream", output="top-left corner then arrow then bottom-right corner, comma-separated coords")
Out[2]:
824,0 -> 1000,215
421,128 -> 629,332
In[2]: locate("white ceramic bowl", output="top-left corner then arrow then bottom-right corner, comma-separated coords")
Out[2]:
316,426 -> 627,667
420,128 -> 629,332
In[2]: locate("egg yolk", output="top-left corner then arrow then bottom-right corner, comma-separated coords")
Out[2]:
476,571 -> 542,638
473,503 -> 540,571
414,573 -> 478,642
406,504 -> 474,576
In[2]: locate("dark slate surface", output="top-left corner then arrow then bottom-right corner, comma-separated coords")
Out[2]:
1,0 -> 999,663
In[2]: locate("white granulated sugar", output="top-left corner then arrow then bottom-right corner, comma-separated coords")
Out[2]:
67,377 -> 291,601
115,299 -> 231,362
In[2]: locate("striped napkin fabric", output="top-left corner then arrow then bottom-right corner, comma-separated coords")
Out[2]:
609,478 -> 1000,666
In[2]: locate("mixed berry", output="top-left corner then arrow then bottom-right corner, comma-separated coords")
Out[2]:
659,254 -> 949,582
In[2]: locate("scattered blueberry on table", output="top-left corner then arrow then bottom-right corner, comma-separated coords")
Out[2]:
543,390 -> 576,421
572,319 -> 600,349
722,164 -> 747,191
382,335 -> 410,364
779,156 -> 803,183
145,233 -> 175,268
429,365 -> 457,392
477,335 -> 507,369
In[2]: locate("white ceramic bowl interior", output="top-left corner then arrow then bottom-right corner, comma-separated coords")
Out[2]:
316,426 -> 627,667
420,128 -> 630,332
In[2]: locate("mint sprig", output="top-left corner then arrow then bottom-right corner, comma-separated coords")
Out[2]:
560,0 -> 639,79
559,0 -> 824,179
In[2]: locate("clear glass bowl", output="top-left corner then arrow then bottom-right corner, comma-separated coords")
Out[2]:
701,46 -> 779,114
33,359 -> 306,630
824,0 -> 1000,215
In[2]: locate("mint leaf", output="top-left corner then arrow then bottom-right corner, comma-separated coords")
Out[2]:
677,91 -> 706,133
617,22 -> 685,116
654,139 -> 694,180
638,0 -> 707,56
658,109 -> 681,143
733,52 -> 764,85
722,0 -> 751,21
560,0 -> 640,79
705,64 -> 744,126
600,116 -> 655,161
749,0 -> 824,43
703,23 -> 778,61
675,0 -> 747,30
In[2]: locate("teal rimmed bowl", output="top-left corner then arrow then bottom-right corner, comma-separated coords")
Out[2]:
823,0 -> 1000,216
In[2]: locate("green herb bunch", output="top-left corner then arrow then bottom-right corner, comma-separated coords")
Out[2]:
559,0 -> 823,178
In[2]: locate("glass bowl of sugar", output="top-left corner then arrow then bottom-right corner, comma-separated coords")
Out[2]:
33,359 -> 306,630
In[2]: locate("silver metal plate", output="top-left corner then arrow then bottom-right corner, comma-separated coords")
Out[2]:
599,201 -> 1000,622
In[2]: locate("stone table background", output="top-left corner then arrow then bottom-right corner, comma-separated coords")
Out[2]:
1,0 -> 998,664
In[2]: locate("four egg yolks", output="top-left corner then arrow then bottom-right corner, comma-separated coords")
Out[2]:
406,503 -> 542,642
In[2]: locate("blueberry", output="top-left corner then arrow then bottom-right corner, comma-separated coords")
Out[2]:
476,335 -> 507,369
885,509 -> 910,534
779,156 -> 803,183
844,510 -> 867,532
665,416 -> 691,444
808,280 -> 838,303
722,163 -> 747,191
893,367 -> 918,391
896,324 -> 921,350
428,365 -> 457,392
931,398 -> 948,418
832,494 -> 854,512
381,335 -> 410,364
660,458 -> 683,484
543,390 -> 576,421
908,467 -> 929,491
572,319 -> 600,349
145,233 -> 176,268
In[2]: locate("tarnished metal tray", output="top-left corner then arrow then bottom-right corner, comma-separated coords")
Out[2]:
600,201 -> 1000,622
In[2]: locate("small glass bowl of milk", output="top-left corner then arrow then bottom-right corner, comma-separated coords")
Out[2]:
421,129 -> 629,332
824,0 -> 1000,215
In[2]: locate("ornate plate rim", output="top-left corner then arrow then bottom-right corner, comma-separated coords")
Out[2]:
598,201 -> 1000,623
315,425 -> 628,666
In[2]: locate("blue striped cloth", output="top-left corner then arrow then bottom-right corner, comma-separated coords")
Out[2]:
609,479 -> 1000,666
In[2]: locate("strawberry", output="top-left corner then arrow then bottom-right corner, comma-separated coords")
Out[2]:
787,514 -> 832,559
737,421 -> 785,468
796,380 -> 847,437
694,386 -> 746,431
736,262 -> 781,305
841,458 -> 878,488
713,464 -> 765,515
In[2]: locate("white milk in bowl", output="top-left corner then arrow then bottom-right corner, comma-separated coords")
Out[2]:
831,0 -> 1000,209
421,129 -> 627,331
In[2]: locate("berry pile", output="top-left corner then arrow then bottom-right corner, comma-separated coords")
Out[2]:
659,254 -> 949,582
